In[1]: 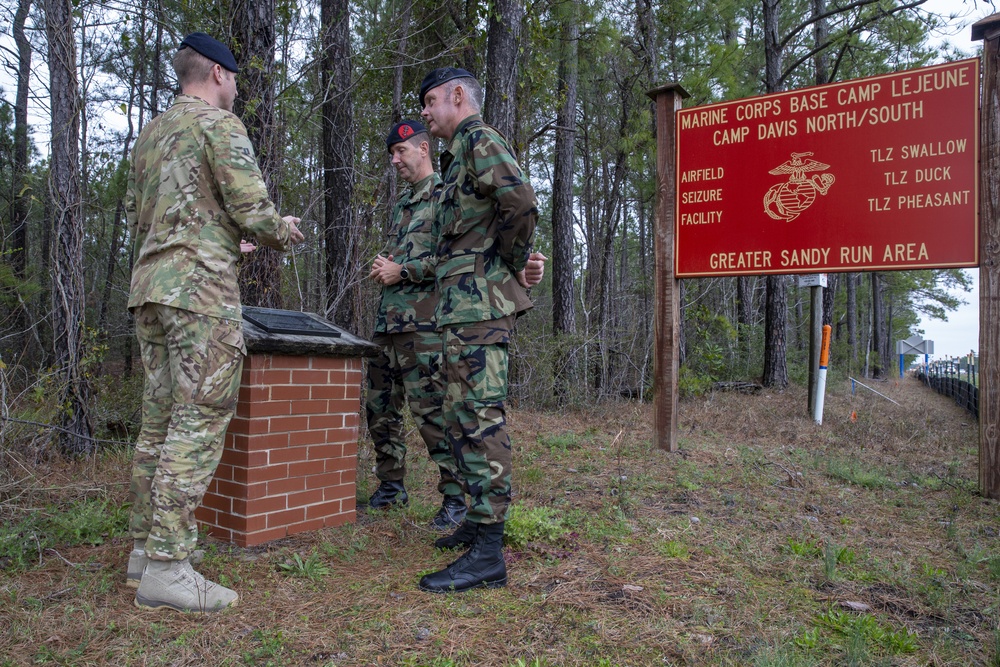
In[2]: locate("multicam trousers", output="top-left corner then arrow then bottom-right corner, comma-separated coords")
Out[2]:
129,303 -> 245,561
366,331 -> 461,496
440,327 -> 512,524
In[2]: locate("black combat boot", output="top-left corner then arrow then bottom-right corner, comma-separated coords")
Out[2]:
430,495 -> 467,531
433,519 -> 478,549
419,521 -> 507,593
368,480 -> 408,509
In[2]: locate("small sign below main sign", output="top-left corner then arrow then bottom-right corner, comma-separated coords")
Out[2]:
675,59 -> 979,278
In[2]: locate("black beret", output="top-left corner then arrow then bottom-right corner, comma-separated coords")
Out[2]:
179,32 -> 239,73
419,67 -> 476,107
386,120 -> 428,150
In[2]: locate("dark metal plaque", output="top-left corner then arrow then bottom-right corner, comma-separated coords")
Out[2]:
243,308 -> 341,338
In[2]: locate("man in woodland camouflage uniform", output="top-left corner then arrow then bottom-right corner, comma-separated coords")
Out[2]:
125,32 -> 304,612
416,68 -> 546,593
366,120 -> 467,530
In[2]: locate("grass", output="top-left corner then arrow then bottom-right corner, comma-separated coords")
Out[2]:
1,378 -> 998,665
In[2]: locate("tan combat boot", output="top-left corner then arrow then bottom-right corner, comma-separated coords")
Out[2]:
134,558 -> 238,613
127,540 -> 204,588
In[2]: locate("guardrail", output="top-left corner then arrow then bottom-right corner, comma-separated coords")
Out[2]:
916,354 -> 978,417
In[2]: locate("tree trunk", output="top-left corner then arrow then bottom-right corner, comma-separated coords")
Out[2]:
483,0 -> 523,142
233,0 -> 284,308
11,0 -> 32,355
551,1 -> 578,339
45,0 -> 93,455
871,272 -> 885,379
763,275 -> 788,388
847,272 -> 858,366
322,0 -> 358,330
761,0 -> 788,388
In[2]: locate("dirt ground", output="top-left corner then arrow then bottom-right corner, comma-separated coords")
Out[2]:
1,375 -> 996,666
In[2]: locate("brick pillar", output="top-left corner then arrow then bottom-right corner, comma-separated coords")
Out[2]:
196,354 -> 362,546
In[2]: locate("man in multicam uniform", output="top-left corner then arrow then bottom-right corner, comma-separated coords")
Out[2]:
366,120 -> 467,531
416,68 -> 545,593
125,32 -> 304,613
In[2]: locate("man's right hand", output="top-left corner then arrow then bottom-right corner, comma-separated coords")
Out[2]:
284,215 -> 305,244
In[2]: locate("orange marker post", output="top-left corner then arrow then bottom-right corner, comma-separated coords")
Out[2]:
813,325 -> 832,425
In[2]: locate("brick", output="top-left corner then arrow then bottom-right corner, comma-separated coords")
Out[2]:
215,511 -> 249,532
325,459 -> 350,474
245,527 -> 287,547
244,385 -> 270,402
249,495 -> 288,514
324,512 -> 355,528
308,444 -> 344,460
292,369 -> 330,384
287,489 -> 324,508
271,384 -> 311,401
219,448 -> 248,468
214,463 -> 235,482
270,416 -> 309,433
344,384 -> 362,401
203,494 -> 232,513
212,479 -> 244,500
311,384 -> 346,400
246,450 -> 269,467
267,476 -> 306,496
254,400 -> 293,417
245,515 -> 268,532
206,526 -> 233,543
268,445 -> 310,465
227,417 -> 250,436
290,430 -> 328,447
272,355 -> 312,369
330,399 -> 362,415
246,482 -> 268,500
340,469 -> 356,484
262,370 -> 292,385
305,500 -> 342,519
306,472 -> 342,489
311,357 -> 345,370
323,483 -> 349,500
228,434 -> 251,451
292,400 -> 330,415
246,418 -> 272,435
251,432 -> 291,450
289,460 -> 324,478
309,414 -> 342,430
343,441 -> 358,457
266,508 -> 305,528
246,464 -> 289,484
232,498 -> 248,516
342,496 -> 356,513
194,506 -> 216,525
229,466 -> 249,484
286,518 -> 325,535
344,413 -> 359,429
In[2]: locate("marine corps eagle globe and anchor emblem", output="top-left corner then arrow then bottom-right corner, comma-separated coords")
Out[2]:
763,152 -> 835,222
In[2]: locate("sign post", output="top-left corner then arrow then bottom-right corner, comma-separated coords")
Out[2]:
647,83 -> 690,452
974,15 -> 1000,499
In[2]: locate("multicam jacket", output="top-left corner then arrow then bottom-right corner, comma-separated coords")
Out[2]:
374,172 -> 442,334
435,115 -> 537,332
125,94 -> 295,321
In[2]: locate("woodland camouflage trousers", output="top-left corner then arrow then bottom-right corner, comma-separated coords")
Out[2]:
366,331 -> 462,496
441,327 -> 512,524
128,303 -> 245,561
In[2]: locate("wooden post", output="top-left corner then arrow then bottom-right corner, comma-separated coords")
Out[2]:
974,15 -> 1000,499
647,83 -> 689,452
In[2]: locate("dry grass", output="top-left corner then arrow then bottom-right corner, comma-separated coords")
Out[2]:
1,376 -> 997,666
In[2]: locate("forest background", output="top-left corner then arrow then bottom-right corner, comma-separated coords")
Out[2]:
0,0 -> 985,455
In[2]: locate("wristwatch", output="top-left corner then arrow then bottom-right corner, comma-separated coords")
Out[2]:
399,266 -> 410,281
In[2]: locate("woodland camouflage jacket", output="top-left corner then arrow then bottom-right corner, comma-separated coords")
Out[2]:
374,172 -> 442,334
125,95 -> 295,321
435,115 -> 537,332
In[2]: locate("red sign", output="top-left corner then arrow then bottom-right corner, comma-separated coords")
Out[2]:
674,59 -> 979,277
